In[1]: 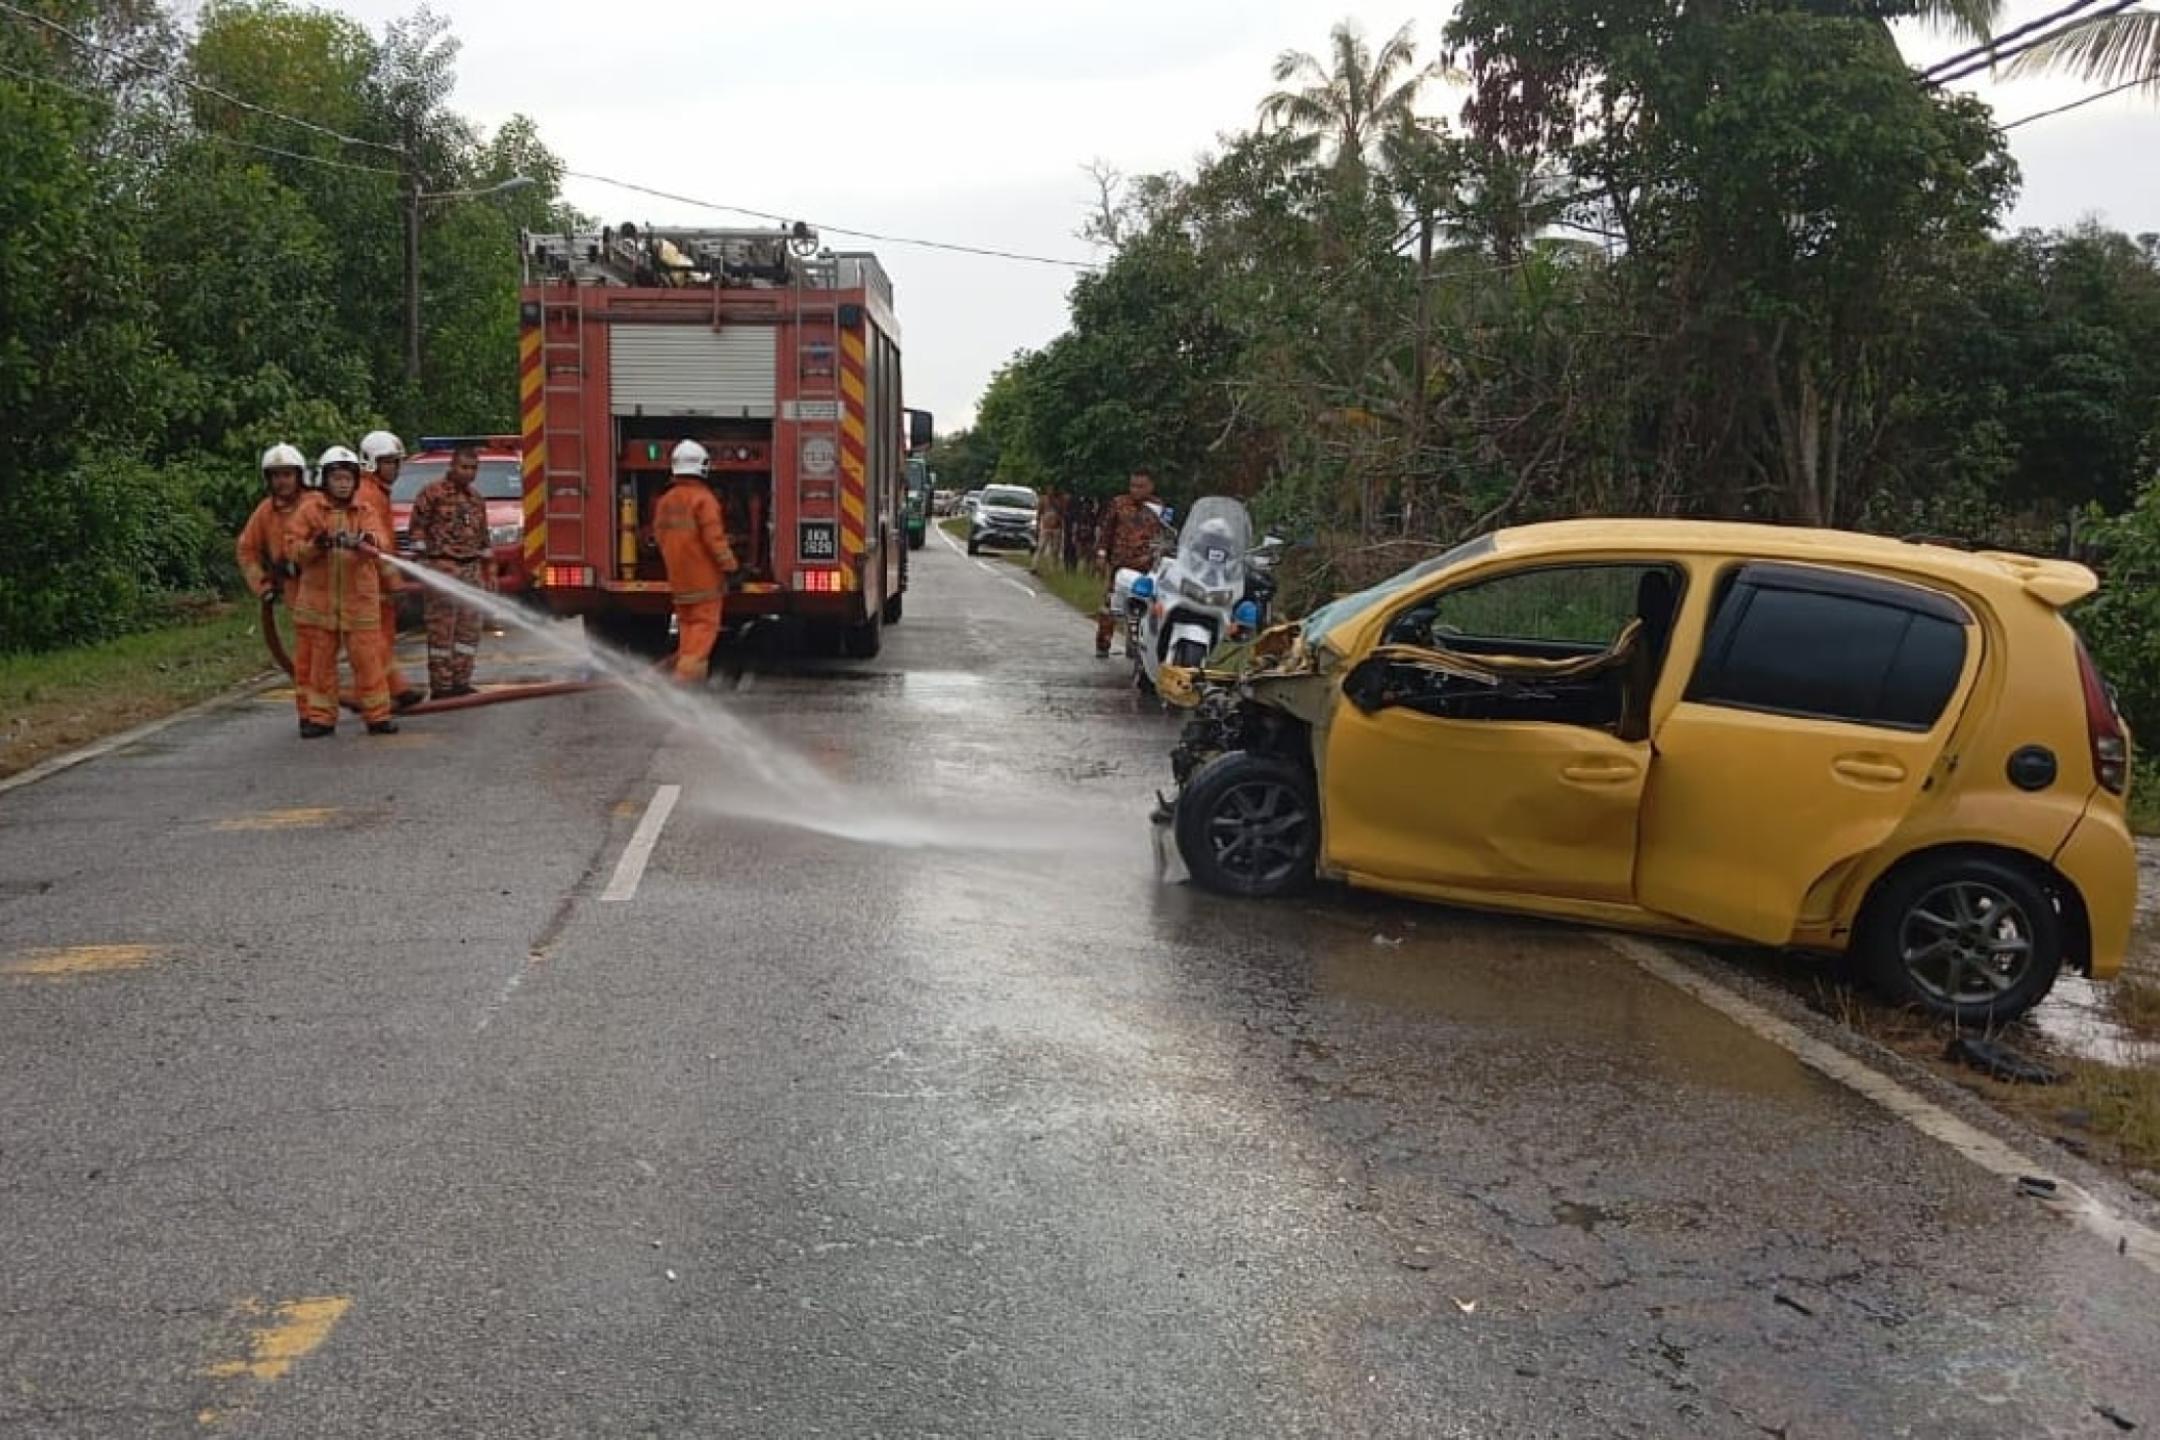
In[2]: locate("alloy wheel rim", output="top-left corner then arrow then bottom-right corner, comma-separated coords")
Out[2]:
1897,880 -> 2037,1006
1206,778 -> 1311,886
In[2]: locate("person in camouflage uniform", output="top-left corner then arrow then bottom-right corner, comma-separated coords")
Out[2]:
1093,468 -> 1164,657
408,441 -> 491,699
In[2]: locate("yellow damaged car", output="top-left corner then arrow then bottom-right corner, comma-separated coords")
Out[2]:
1164,520 -> 2137,1023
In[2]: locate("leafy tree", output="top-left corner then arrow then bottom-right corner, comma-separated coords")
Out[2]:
1260,20 -> 1443,179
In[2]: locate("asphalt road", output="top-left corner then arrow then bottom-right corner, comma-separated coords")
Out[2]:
4,534 -> 2159,1438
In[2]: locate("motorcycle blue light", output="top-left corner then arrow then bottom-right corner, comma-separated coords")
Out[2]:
1233,600 -> 1260,626
1131,575 -> 1156,599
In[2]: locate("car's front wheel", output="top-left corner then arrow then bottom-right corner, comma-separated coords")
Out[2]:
1857,854 -> 2063,1025
1174,752 -> 1319,899
966,534 -> 981,555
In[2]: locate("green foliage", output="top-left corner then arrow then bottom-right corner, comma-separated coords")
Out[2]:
0,1 -> 577,655
2074,483 -> 2160,748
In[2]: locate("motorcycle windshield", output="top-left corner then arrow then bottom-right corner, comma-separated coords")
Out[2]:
1177,498 -> 1254,595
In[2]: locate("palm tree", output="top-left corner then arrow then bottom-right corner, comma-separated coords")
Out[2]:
1260,21 -> 1445,177
2007,7 -> 2160,94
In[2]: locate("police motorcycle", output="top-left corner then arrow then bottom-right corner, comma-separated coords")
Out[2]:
1112,496 -> 1283,695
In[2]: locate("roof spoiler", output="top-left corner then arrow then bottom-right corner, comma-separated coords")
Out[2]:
1973,551 -> 2099,608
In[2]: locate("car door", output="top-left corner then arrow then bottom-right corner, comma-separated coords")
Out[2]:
1634,562 -> 1982,944
1320,560 -> 1680,903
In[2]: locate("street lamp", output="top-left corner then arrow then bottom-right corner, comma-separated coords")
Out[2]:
404,174 -> 540,385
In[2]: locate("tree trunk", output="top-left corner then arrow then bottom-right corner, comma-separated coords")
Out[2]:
1405,212 -> 1433,536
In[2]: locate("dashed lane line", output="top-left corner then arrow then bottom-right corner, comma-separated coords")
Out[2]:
600,783 -> 681,903
1607,933 -> 2160,1279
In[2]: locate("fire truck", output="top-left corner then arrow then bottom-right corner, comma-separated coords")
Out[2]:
516,224 -> 931,656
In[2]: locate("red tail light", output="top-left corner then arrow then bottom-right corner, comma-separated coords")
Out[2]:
2075,637 -> 2128,795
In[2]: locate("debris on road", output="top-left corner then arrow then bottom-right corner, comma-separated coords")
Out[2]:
1945,1034 -> 2064,1085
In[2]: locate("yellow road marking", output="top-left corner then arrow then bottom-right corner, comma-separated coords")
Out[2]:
212,807 -> 338,832
4,944 -> 163,978
203,1295 -> 351,1385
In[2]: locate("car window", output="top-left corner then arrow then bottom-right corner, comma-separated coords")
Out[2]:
982,487 -> 1036,509
1688,565 -> 1970,730
1301,534 -> 1495,646
1389,563 -> 1668,650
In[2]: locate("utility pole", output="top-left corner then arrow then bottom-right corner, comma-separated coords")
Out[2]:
403,119 -> 423,387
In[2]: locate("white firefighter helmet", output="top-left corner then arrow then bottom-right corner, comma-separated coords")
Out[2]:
259,442 -> 307,476
358,430 -> 405,472
670,439 -> 710,478
316,445 -> 363,484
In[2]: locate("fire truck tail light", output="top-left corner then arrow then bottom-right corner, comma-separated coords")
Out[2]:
796,569 -> 843,594
543,564 -> 594,588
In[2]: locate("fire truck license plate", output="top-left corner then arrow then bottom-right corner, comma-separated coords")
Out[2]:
798,521 -> 838,562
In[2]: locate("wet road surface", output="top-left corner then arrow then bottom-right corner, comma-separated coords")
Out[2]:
3,535 -> 2159,1437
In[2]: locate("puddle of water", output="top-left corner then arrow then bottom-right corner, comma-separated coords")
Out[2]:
2030,975 -> 2160,1068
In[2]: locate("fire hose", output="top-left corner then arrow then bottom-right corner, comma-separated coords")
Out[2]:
258,539 -> 615,716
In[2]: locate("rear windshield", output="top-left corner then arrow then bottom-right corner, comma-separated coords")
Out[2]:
391,459 -> 523,502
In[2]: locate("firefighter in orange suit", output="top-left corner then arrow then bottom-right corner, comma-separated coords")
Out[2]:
357,430 -> 425,711
653,440 -> 738,682
236,444 -> 308,609
286,446 -> 398,738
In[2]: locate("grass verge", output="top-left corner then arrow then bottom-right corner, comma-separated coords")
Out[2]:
2131,757 -> 2160,836
1811,978 -> 2160,1191
938,516 -> 969,540
2113,971 -> 2160,1042
0,603 -> 272,780
983,549 -> 1103,616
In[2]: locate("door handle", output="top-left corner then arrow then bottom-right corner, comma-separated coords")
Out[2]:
1561,758 -> 1640,785
1833,755 -> 1907,785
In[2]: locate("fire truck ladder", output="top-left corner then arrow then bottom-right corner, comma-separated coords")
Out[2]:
539,283 -> 590,570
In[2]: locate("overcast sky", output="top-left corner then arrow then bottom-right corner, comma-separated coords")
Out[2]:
326,0 -> 2157,426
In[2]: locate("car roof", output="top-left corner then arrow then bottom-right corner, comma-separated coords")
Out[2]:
1487,518 -> 2097,609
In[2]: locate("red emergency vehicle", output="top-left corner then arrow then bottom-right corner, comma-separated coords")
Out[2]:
389,435 -> 531,596
517,225 -> 930,656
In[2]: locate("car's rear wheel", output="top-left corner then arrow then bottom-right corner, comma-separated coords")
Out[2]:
966,534 -> 981,556
1175,752 -> 1319,899
1857,854 -> 2062,1024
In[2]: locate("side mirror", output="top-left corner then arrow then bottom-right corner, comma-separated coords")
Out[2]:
905,408 -> 934,451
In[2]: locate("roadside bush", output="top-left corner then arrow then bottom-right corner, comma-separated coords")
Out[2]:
2074,481 -> 2160,746
0,457 -> 228,652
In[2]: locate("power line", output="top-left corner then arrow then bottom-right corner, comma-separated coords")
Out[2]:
2000,72 -> 2155,127
1924,0 -> 2141,85
0,58 -> 402,174
0,0 -> 404,155
1920,0 -> 2101,77
561,169 -> 1100,271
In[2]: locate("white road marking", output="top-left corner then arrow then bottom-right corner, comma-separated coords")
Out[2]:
1606,934 -> 2160,1278
974,561 -> 997,575
601,784 -> 681,903
0,673 -> 281,799
1001,578 -> 1037,599
935,524 -> 967,557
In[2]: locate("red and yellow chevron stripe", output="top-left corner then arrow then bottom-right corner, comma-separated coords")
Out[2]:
519,326 -> 547,574
837,329 -> 868,571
